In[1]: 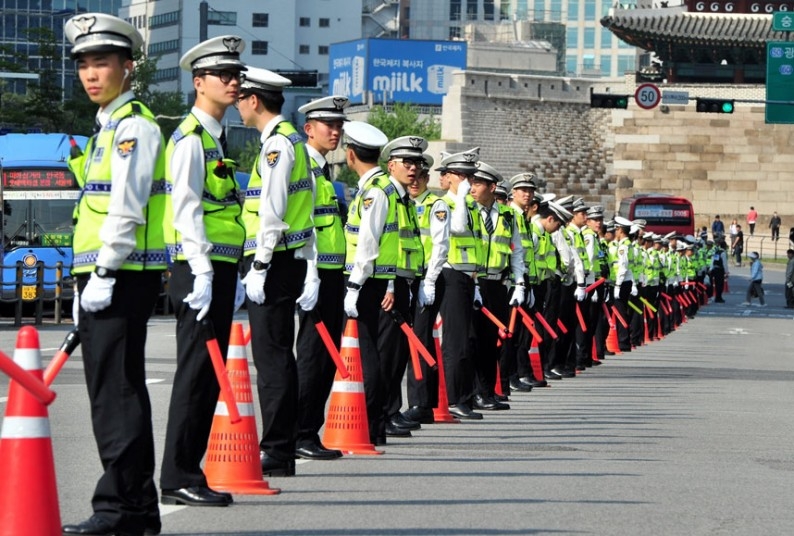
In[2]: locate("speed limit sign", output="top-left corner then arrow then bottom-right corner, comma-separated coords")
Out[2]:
634,83 -> 661,110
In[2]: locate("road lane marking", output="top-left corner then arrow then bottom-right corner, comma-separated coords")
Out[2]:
146,379 -> 164,385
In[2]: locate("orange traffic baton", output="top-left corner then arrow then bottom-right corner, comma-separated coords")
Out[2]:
0,350 -> 56,406
555,318 -> 568,335
516,307 -> 543,342
479,306 -> 510,339
585,277 -> 606,293
611,306 -> 629,329
310,309 -> 350,379
575,303 -> 587,333
534,311 -> 558,340
201,319 -> 241,424
43,328 -> 80,387
389,310 -> 436,368
508,306 -> 518,338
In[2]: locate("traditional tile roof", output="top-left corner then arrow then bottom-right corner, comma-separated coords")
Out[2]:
602,10 -> 790,49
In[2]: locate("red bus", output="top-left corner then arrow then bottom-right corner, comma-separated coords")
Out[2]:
617,194 -> 695,237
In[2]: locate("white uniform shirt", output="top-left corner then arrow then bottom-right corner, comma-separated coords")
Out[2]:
582,227 -> 598,285
348,167 -> 391,286
552,228 -> 576,284
169,106 -> 225,275
615,237 -> 634,286
94,90 -> 162,269
478,202 -> 525,282
413,189 -> 449,287
254,115 -> 314,264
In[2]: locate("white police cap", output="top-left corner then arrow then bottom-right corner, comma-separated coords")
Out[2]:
342,121 -> 388,150
299,95 -> 349,121
548,201 -> 572,223
65,13 -> 143,58
632,218 -> 647,228
240,66 -> 291,92
422,153 -> 434,169
510,173 -> 537,190
643,231 -> 654,240
586,205 -> 604,219
436,147 -> 479,174
663,231 -> 677,240
494,180 -> 509,198
473,161 -> 502,184
381,135 -> 428,161
557,195 -> 574,211
180,35 -> 247,72
614,216 -> 633,228
541,193 -> 557,203
572,197 -> 588,213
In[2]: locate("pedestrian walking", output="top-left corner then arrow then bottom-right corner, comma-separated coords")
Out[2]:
742,252 -> 765,307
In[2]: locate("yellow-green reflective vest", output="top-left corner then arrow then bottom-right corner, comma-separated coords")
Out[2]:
565,223 -> 589,273
442,193 -> 483,273
644,248 -> 661,285
396,194 -> 424,279
310,160 -> 345,269
344,173 -> 399,279
515,210 -> 537,285
607,239 -> 618,283
582,227 -> 601,275
243,122 -> 313,255
163,114 -> 244,263
71,100 -> 167,274
480,203 -> 515,277
415,191 -> 441,268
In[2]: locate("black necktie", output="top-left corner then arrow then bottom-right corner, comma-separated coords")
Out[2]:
219,129 -> 228,156
322,163 -> 331,180
482,207 -> 494,235
93,118 -> 102,135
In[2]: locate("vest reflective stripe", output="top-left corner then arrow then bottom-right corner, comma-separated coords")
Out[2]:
582,227 -> 601,274
644,249 -> 661,285
443,193 -> 483,273
607,240 -> 618,283
416,192 -> 440,267
242,122 -> 314,255
515,211 -> 537,284
535,229 -> 557,281
312,165 -> 346,269
163,114 -> 245,263
344,174 -> 398,279
71,100 -> 167,274
396,196 -> 424,279
480,204 -> 514,276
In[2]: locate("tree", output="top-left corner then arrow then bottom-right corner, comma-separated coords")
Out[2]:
23,27 -> 65,131
130,51 -> 189,136
367,103 -> 441,141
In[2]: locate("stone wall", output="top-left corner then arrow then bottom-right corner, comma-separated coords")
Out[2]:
439,70 -> 794,233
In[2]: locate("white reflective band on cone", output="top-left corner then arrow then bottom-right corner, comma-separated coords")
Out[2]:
341,336 -> 359,348
12,348 -> 41,371
214,401 -> 255,417
227,347 -> 246,360
0,416 -> 51,438
331,381 -> 364,393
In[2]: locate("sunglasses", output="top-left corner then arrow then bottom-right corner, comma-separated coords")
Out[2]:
391,157 -> 424,169
199,70 -> 244,84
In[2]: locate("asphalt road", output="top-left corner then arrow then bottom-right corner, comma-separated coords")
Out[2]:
1,266 -> 793,535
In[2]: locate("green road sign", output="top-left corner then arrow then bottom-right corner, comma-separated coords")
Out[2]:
772,12 -> 794,32
766,41 -> 794,124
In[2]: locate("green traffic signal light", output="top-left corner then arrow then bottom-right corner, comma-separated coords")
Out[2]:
695,98 -> 734,114
721,101 -> 734,113
590,93 -> 630,109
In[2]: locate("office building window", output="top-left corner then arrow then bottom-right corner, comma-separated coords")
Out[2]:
601,29 -> 614,48
466,0 -> 478,20
566,55 -> 577,75
566,30 -> 577,48
550,0 -> 562,21
299,44 -> 310,54
148,39 -> 179,55
484,0 -> 495,20
318,45 -> 329,55
208,11 -> 236,26
568,0 -> 579,21
584,2 -> 596,20
618,55 -> 636,73
600,56 -> 612,77
299,17 -> 310,27
450,0 -> 461,21
319,18 -> 330,27
149,10 -> 179,29
449,26 -> 461,39
252,13 -> 269,27
153,67 -> 180,82
252,41 -> 268,55
584,28 -> 595,49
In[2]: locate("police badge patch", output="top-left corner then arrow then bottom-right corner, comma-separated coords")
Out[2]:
362,197 -> 375,210
116,138 -> 137,158
266,151 -> 280,167
434,210 -> 448,222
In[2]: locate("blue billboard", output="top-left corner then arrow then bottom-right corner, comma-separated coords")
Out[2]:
329,38 -> 467,106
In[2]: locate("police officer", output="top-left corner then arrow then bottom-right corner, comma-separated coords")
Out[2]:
340,121 -> 392,444
160,35 -> 247,507
237,67 -> 313,477
63,13 -> 167,535
709,238 -> 729,303
582,205 -> 607,367
613,217 -> 636,352
292,96 -> 349,460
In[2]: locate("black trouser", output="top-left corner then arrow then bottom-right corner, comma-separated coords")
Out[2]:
380,276 -> 411,422
472,279 -> 509,398
160,261 -> 236,490
615,281 -> 633,351
347,277 -> 389,442
296,268 -> 344,449
540,277 -> 560,374
629,287 -> 643,347
439,268 -> 475,406
556,284 -> 577,372
407,275 -> 446,409
711,268 -> 725,301
582,286 -> 604,364
786,281 -> 794,307
594,287 -> 609,359
246,252 -> 306,461
643,284 -> 659,340
772,226 -> 780,240
746,280 -> 765,305
77,271 -> 160,533
512,302 -> 534,382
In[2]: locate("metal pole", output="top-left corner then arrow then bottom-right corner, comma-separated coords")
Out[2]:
200,1 -> 208,42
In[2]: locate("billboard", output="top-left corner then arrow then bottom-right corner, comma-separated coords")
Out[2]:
329,38 -> 467,106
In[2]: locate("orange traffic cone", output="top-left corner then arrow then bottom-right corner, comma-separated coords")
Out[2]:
495,361 -> 504,396
205,322 -> 280,495
606,316 -> 621,355
724,278 -> 730,294
591,341 -> 600,364
656,311 -> 664,340
0,326 -> 61,535
432,318 -> 458,423
528,339 -> 545,384
323,319 -> 382,455
643,310 -> 651,345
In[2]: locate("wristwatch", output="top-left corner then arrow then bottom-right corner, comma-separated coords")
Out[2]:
95,266 -> 118,279
252,260 -> 270,271
347,282 -> 362,291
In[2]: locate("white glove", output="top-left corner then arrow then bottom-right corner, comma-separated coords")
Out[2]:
457,179 -> 471,198
242,267 -> 267,305
234,275 -> 245,312
344,287 -> 359,318
630,283 -> 638,297
81,272 -> 115,312
526,287 -> 535,309
297,276 -> 321,312
509,285 -> 525,306
72,290 -> 80,326
574,286 -> 587,302
184,272 -> 213,320
614,286 -> 621,300
591,290 -> 599,303
473,285 -> 483,308
418,281 -> 435,308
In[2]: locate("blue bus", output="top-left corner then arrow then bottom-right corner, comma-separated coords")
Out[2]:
0,132 -> 87,304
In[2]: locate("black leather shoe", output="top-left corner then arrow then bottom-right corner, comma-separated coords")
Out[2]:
385,422 -> 412,437
473,394 -> 510,411
591,360 -> 602,366
295,443 -> 342,460
160,486 -> 231,507
63,515 -> 122,535
448,403 -> 483,420
493,393 -> 509,402
402,406 -> 434,424
391,413 -> 421,430
551,367 -> 575,378
144,520 -> 161,536
373,435 -> 387,446
519,376 -> 548,388
544,370 -> 563,380
260,451 -> 296,476
509,379 -> 533,392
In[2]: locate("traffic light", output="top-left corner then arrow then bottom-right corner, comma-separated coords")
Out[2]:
695,98 -> 734,114
590,93 -> 630,109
